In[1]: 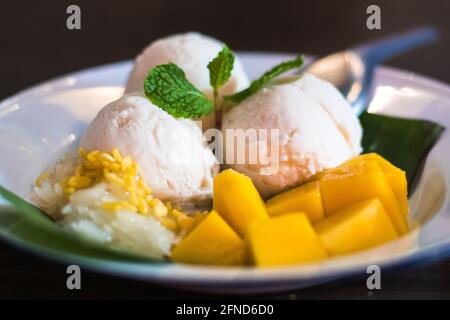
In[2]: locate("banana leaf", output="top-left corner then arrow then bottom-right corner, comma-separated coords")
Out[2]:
0,185 -> 163,262
360,112 -> 444,191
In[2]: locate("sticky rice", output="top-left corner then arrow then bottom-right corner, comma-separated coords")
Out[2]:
30,150 -> 200,260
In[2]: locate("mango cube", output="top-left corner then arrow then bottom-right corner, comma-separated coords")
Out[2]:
214,169 -> 269,237
345,153 -> 408,215
315,198 -> 399,255
266,181 -> 324,223
171,211 -> 245,266
319,159 -> 408,235
315,153 -> 408,216
247,213 -> 328,266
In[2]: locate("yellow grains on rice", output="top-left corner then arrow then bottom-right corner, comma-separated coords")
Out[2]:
45,148 -> 197,235
68,176 -> 91,188
35,172 -> 49,187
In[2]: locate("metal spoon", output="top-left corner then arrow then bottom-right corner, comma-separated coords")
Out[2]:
304,27 -> 439,115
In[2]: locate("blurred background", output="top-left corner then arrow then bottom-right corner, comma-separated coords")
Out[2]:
0,0 -> 448,100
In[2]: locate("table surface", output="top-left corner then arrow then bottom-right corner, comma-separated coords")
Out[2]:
1,239 -> 450,300
1,0 -> 449,299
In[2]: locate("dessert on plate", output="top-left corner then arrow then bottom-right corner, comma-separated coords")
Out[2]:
27,32 -> 416,266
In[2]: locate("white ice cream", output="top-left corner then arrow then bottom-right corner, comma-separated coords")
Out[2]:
80,93 -> 218,203
125,32 -> 250,131
222,74 -> 362,199
125,32 -> 249,98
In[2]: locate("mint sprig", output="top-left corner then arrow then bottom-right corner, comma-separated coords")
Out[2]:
143,52 -> 304,119
223,55 -> 304,108
144,63 -> 213,118
208,45 -> 235,109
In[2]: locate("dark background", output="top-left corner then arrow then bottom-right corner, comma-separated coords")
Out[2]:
1,0 -> 449,100
0,0 -> 449,299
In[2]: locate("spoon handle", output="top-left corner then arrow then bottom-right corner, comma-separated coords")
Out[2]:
355,26 -> 439,65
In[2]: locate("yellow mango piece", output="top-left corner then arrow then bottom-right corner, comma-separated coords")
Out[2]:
315,198 -> 399,256
247,213 -> 328,267
346,153 -> 408,215
319,160 -> 408,235
266,181 -> 324,223
213,169 -> 269,237
314,153 -> 408,215
171,211 -> 245,266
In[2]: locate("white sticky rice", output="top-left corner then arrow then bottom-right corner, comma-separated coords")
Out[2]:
30,152 -> 177,260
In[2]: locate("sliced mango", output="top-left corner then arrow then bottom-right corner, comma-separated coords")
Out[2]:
315,198 -> 399,255
213,169 -> 269,237
266,181 -> 324,223
314,153 -> 408,215
348,153 -> 408,215
319,159 -> 408,235
246,213 -> 328,266
171,210 -> 245,266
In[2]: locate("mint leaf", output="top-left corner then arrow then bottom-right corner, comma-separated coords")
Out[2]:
208,45 -> 235,107
223,55 -> 304,107
144,63 -> 214,118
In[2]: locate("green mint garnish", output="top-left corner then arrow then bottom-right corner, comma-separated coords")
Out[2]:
143,52 -> 305,118
144,63 -> 213,118
223,55 -> 304,108
208,45 -> 235,109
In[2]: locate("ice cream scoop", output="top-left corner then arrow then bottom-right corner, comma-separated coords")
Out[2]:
80,93 -> 219,203
221,74 -> 362,199
125,32 -> 250,131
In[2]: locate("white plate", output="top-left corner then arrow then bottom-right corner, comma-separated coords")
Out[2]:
0,52 -> 450,294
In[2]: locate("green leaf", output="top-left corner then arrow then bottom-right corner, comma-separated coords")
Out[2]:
3,219 -> 161,262
223,55 -> 304,107
0,185 -> 160,262
360,112 -> 445,191
208,45 -> 235,97
144,63 -> 214,118
0,185 -> 58,228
